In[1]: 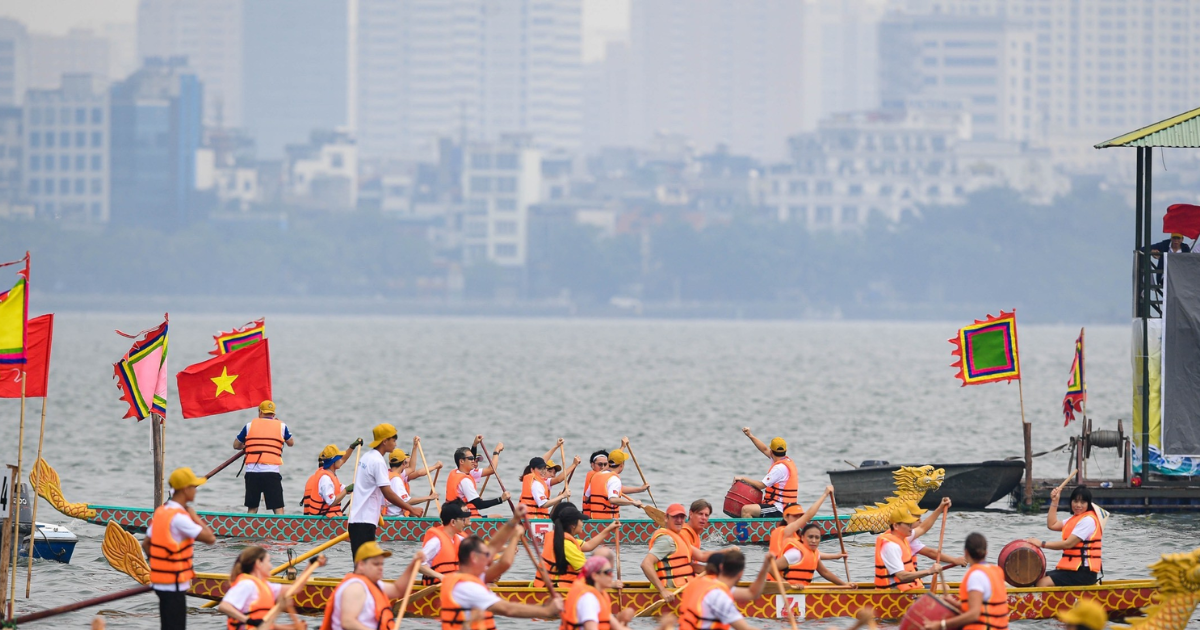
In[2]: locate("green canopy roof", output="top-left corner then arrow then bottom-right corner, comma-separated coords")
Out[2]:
1096,106 -> 1200,149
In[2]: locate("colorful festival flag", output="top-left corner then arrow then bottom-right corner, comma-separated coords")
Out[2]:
1062,328 -> 1086,426
210,318 -> 266,356
949,311 -> 1021,386
177,338 -> 272,419
113,315 -> 169,420
0,253 -> 30,365
0,314 -> 53,398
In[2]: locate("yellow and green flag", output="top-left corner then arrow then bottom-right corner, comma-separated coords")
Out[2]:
0,253 -> 29,365
949,310 -> 1021,386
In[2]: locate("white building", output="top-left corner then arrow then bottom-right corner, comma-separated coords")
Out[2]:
29,29 -> 111,90
23,74 -> 110,223
355,0 -> 581,160
0,19 -> 29,108
285,130 -> 357,210
138,0 -> 242,127
461,135 -> 542,267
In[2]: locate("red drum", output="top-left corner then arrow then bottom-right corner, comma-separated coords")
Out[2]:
997,540 -> 1046,587
899,594 -> 957,630
723,480 -> 763,518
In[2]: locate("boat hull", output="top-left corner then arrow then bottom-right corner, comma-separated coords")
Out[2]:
83,505 -> 857,544
829,461 -> 1025,510
188,576 -> 1156,620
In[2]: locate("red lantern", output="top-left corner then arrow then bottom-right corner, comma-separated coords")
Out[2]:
1131,475 -> 1143,488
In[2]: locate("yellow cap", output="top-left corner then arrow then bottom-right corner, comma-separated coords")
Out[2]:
1057,599 -> 1108,630
353,541 -> 393,563
369,423 -> 398,448
258,400 -> 276,415
783,504 -> 805,517
320,444 -> 342,461
1172,233 -> 1186,239
546,459 -> 560,469
608,449 -> 627,465
889,506 -> 919,525
389,449 -> 408,465
769,437 -> 787,453
168,467 -> 207,490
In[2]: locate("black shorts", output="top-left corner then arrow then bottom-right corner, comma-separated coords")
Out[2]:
156,589 -> 188,630
1046,568 -> 1099,587
348,522 -> 378,560
758,503 -> 783,519
244,471 -> 285,510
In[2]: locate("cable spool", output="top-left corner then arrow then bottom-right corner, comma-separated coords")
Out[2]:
1089,430 -> 1124,449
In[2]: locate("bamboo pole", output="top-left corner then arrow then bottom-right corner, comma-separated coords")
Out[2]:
768,557 -> 800,630
9,372 -> 26,611
623,440 -> 657,509
391,554 -> 423,629
24,395 -> 46,597
416,439 -> 440,512
10,585 -> 151,625
1019,377 -> 1033,507
151,413 -> 164,508
345,439 -> 364,515
829,489 -> 851,584
928,505 -> 949,595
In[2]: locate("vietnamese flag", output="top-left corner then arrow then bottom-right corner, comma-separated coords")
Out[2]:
0,313 -> 52,398
177,338 -> 272,419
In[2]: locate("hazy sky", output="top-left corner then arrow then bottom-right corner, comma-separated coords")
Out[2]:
0,0 -> 629,60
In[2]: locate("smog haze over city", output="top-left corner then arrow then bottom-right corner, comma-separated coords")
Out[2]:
1,0 -> 1197,323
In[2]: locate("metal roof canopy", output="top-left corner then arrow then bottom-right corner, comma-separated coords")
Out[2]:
1096,106 -> 1200,149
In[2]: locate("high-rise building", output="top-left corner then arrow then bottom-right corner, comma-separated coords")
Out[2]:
110,58 -> 203,228
0,19 -> 29,108
22,74 -> 110,223
356,0 -> 582,160
137,0 -> 241,127
242,0 -> 348,159
0,107 -> 23,205
461,135 -> 542,267
29,29 -> 111,90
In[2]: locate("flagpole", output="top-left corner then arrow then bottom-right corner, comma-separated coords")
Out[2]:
9,372 -> 26,611
151,413 -> 165,507
1079,327 -> 1087,483
1012,308 -> 1033,508
24,395 -> 46,597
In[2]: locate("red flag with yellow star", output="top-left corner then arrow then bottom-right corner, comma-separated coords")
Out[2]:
176,338 -> 272,419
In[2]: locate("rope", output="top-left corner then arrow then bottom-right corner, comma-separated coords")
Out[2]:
1004,442 -> 1069,461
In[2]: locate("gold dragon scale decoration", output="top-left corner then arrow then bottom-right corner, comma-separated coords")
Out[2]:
846,465 -> 946,533
102,520 -> 151,586
30,457 -> 96,520
1118,547 -> 1200,630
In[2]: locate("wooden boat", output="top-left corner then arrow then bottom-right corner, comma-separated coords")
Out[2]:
186,576 -> 1157,620
830,461 -> 1025,510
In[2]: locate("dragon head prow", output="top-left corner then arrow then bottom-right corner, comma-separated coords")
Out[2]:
1118,546 -> 1200,630
894,465 -> 946,493
1147,547 -> 1200,595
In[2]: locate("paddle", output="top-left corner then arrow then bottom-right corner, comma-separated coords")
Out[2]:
478,438 -> 559,596
768,557 -> 800,630
623,438 -> 657,509
635,571 -> 704,617
394,582 -> 442,616
416,437 -> 441,512
9,585 -> 152,625
928,503 -> 949,595
392,552 -> 425,628
830,489 -> 851,583
200,531 -> 350,609
205,449 -> 247,480
479,441 -> 503,495
259,554 -> 327,629
619,492 -> 666,526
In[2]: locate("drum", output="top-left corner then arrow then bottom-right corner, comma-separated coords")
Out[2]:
997,540 -> 1046,587
723,480 -> 763,518
898,594 -> 958,630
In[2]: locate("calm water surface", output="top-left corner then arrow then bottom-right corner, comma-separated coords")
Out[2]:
1,315 -> 1197,628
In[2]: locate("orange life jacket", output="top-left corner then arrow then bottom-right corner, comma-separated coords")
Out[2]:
520,472 -> 551,519
320,573 -> 396,630
648,528 -> 695,587
302,468 -> 344,516
681,523 -> 702,550
582,469 -> 596,517
1056,511 -> 1103,572
762,457 -> 799,507
446,469 -> 480,518
148,503 -> 196,589
244,417 -> 285,467
422,525 -> 462,584
226,574 -> 274,630
679,575 -> 734,630
776,537 -> 819,587
959,564 -> 1009,630
440,573 -> 497,630
586,471 -> 618,519
560,580 -> 611,630
535,532 -> 582,588
382,470 -> 412,517
874,531 -> 922,591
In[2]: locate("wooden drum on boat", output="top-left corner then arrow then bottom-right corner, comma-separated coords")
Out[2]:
899,594 -> 957,630
997,540 -> 1046,587
723,480 -> 763,518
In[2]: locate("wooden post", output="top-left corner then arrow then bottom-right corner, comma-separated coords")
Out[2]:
151,414 -> 164,507
9,374 -> 26,610
25,396 -> 47,597
0,465 -> 16,620
1019,378 -> 1033,507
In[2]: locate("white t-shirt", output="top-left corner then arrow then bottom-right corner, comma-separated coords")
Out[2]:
238,421 -> 292,473
330,576 -> 388,630
575,592 -> 601,623
222,576 -> 282,612
349,449 -> 391,524
531,478 -> 549,506
605,474 -> 622,499
145,500 -> 204,591
451,580 -> 501,612
880,536 -> 927,576
701,587 -> 744,625
783,547 -> 804,565
1070,516 -> 1097,542
456,469 -> 484,502
386,471 -> 412,516
965,568 -> 992,600
762,462 -> 791,509
421,530 -> 465,567
318,474 -> 339,506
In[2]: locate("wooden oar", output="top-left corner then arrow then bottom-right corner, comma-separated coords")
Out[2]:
619,492 -> 666,526
478,439 -> 558,596
202,531 -> 347,609
394,582 -> 441,616
768,558 -> 800,630
345,438 -> 364,514
830,489 -> 851,583
259,554 -> 327,629
623,439 -> 657,509
928,505 -> 949,595
10,585 -> 152,625
392,553 -> 425,628
635,571 -> 704,617
205,449 -> 247,480
416,438 -> 441,512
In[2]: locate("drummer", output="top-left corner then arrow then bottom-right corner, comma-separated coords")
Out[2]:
1025,485 -> 1103,587
733,428 -> 798,519
921,532 -> 1009,630
873,501 -> 963,591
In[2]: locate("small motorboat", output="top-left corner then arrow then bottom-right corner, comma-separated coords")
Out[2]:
18,522 -> 78,564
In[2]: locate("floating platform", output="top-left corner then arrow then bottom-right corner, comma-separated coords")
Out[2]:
1012,476 -> 1200,512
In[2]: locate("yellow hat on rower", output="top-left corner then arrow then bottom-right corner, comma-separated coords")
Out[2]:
353,541 -> 393,564
769,437 -> 787,453
546,459 -> 560,469
389,449 -> 407,465
369,423 -> 398,448
1057,598 -> 1107,630
168,467 -> 207,490
890,506 -> 919,525
608,449 -> 627,465
320,444 -> 341,461
258,400 -> 276,415
783,504 -> 805,517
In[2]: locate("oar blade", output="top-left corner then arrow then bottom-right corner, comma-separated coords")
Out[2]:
642,504 -> 667,527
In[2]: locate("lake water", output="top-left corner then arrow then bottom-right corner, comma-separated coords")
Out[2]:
1,315 -> 1197,628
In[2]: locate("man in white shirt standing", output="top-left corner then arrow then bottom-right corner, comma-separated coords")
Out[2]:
348,423 -> 423,559
142,468 -> 217,630
232,400 -> 295,514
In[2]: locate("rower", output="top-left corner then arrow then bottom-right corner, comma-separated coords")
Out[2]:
348,423 -> 423,560
1057,599 -> 1107,630
681,499 -> 712,549
1025,485 -> 1103,587
218,545 -> 309,630
586,447 -> 649,520
419,501 -> 470,585
142,467 -> 216,630
678,549 -> 773,630
439,534 -> 564,630
561,556 -> 638,630
581,450 -> 609,518
301,440 -> 361,516
383,444 -> 440,517
769,487 -> 852,588
873,501 -> 962,591
921,532 -> 1009,630
641,503 -> 699,600
321,542 -> 422,630
446,439 -> 510,518
520,457 -> 570,519
536,504 -> 620,588
734,428 -> 797,519
232,400 -> 294,515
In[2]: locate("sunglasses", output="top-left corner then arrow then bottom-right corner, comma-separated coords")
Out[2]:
596,568 -> 614,576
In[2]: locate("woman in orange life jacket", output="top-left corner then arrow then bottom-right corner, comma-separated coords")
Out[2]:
219,546 -> 321,630
581,451 -> 609,518
768,487 -> 851,588
1025,485 -> 1104,587
560,555 -> 640,630
383,443 -> 441,517
537,503 -> 620,588
537,438 -> 582,489
322,542 -> 422,630
922,532 -> 1009,630
302,441 -> 361,516
521,457 -> 572,519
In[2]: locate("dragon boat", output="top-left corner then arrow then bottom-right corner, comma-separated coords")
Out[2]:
33,459 -> 944,544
